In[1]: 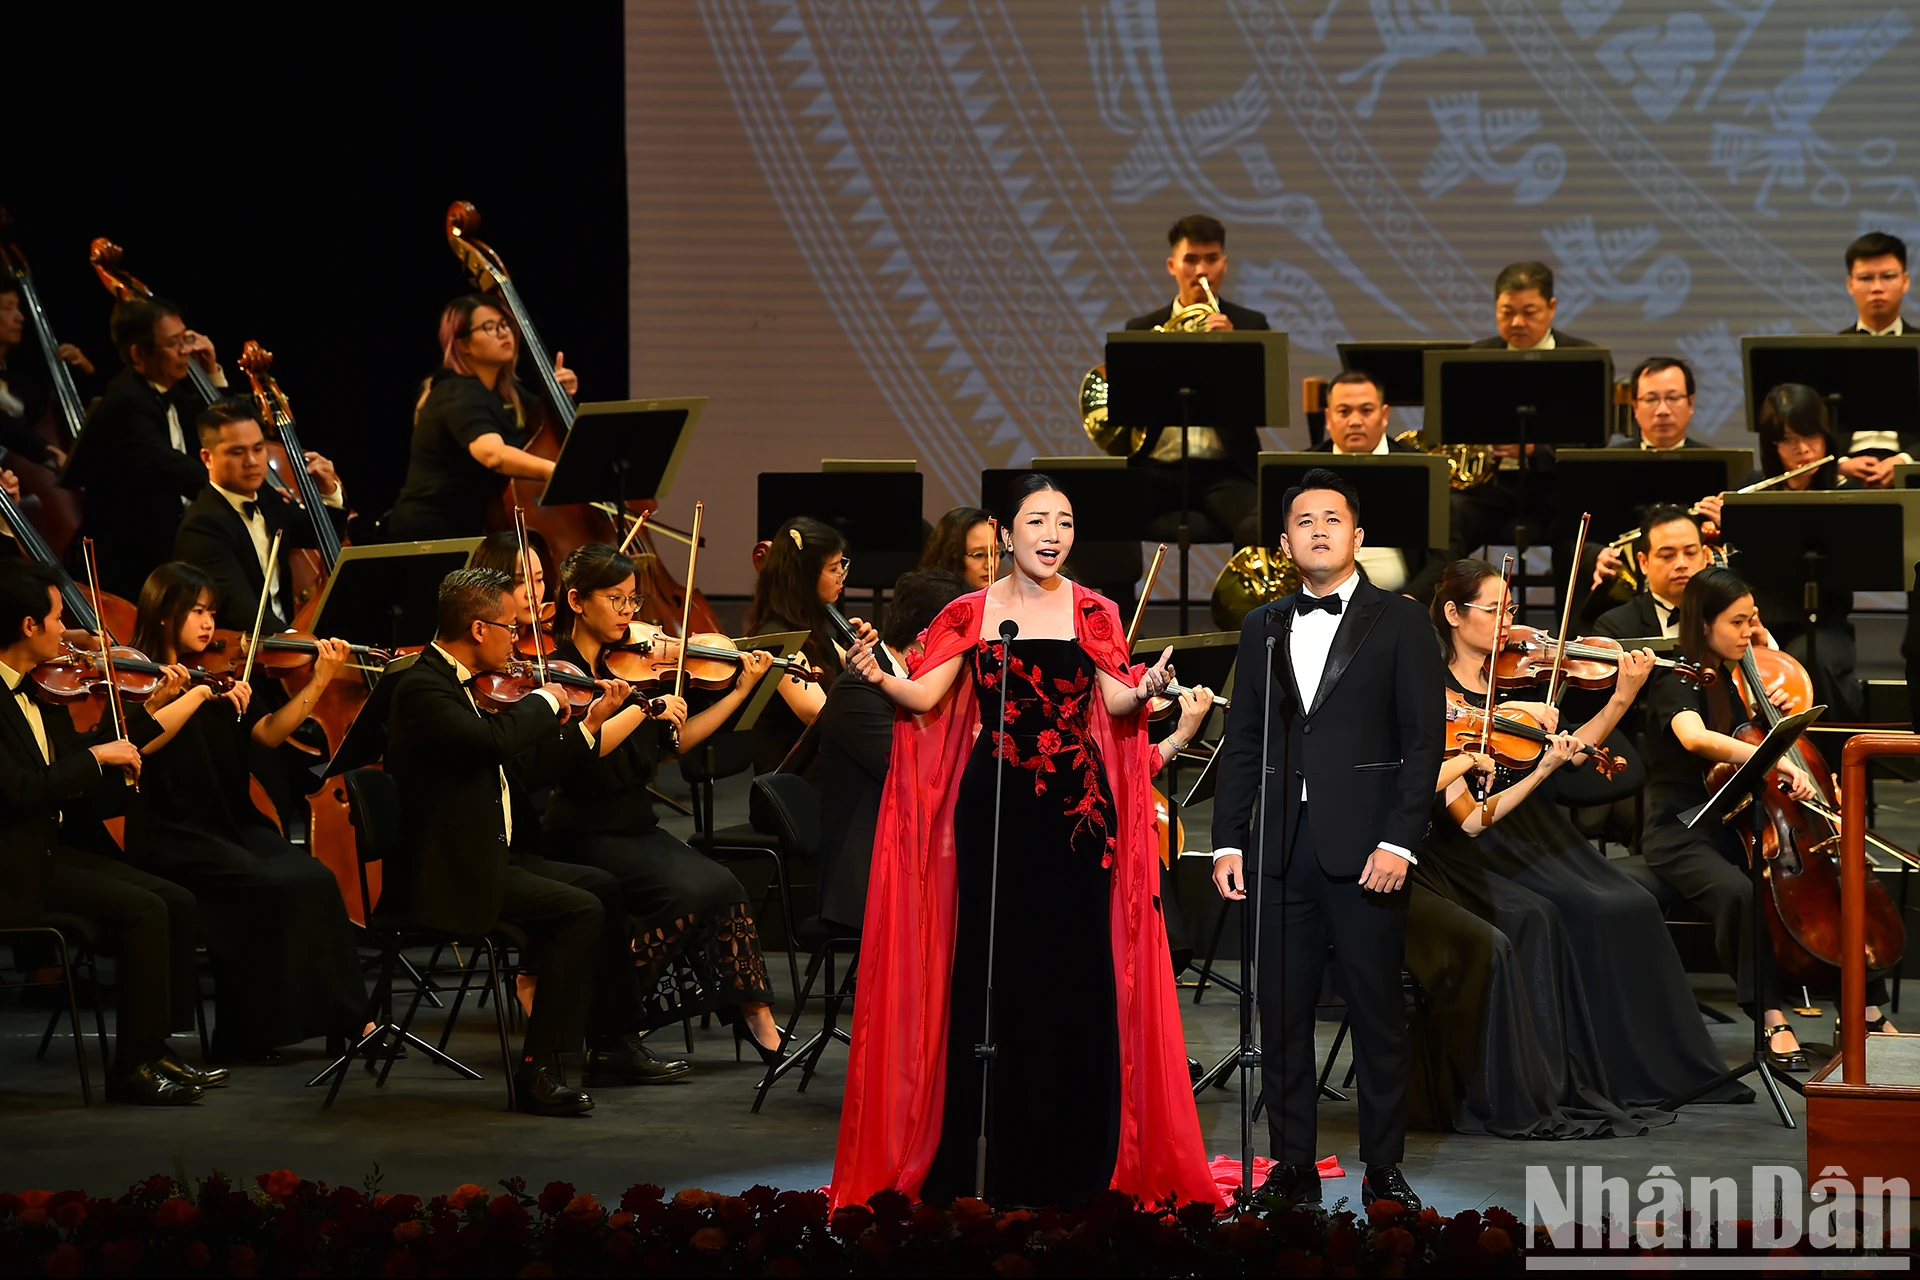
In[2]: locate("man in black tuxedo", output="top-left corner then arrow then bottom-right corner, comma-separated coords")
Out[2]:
1123,214 -> 1270,548
1592,505 -> 1708,642
1834,231 -> 1918,485
0,561 -> 220,1103
813,569 -> 967,931
1305,370 -> 1447,602
1210,467 -> 1443,1210
172,401 -> 347,633
62,298 -> 224,597
0,274 -> 96,470
384,566 -> 656,1114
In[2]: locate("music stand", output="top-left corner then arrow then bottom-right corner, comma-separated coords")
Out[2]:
728,630 -> 813,732
1721,491 -> 1920,684
1255,452 -> 1447,553
1336,340 -> 1471,413
758,470 -> 924,616
1105,330 -> 1289,631
1426,348 -> 1613,603
540,398 -> 705,538
1742,335 -> 1920,442
1668,704 -> 1825,1126
1549,448 -> 1754,545
307,538 -> 483,654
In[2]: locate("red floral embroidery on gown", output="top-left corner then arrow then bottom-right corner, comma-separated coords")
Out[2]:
830,586 -> 1224,1210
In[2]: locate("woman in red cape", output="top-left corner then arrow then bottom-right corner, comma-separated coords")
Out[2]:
830,477 -> 1225,1210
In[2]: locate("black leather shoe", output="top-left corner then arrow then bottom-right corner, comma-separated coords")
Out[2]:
105,1062 -> 203,1106
514,1065 -> 594,1116
585,1035 -> 692,1086
153,1050 -> 230,1089
1764,1025 -> 1809,1073
1362,1165 -> 1422,1212
1255,1161 -> 1323,1204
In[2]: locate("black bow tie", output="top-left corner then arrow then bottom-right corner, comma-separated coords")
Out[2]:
1296,592 -> 1343,618
240,501 -> 259,522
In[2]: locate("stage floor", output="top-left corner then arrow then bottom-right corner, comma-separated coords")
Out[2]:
4,759 -> 1870,1216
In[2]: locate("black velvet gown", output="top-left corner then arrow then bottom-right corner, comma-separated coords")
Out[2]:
128,697 -> 366,1058
922,639 -> 1121,1206
1405,673 -> 1748,1136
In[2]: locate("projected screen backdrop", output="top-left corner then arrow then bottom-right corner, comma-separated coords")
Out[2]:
627,1 -> 1916,595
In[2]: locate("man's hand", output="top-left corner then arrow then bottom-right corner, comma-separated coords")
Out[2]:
1693,494 -> 1724,526
183,329 -> 220,378
1202,310 -> 1235,332
304,450 -> 341,496
583,678 -> 633,736
55,343 -> 94,376
1358,847 -> 1408,893
540,682 -> 573,722
1591,545 -> 1622,591
1211,853 -> 1246,901
90,739 -> 142,780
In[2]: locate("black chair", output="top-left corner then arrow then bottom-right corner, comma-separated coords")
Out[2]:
306,769 -> 521,1110
745,773 -> 820,999
3,922 -> 98,1105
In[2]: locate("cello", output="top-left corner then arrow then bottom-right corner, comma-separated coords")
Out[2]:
0,210 -> 87,556
1707,645 -> 1908,994
442,200 -> 719,636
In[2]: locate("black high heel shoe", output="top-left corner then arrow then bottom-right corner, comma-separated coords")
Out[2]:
734,1019 -> 787,1067
1764,1024 -> 1809,1073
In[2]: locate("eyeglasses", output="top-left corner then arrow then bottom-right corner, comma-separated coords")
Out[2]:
1851,270 -> 1907,286
462,319 -> 512,338
475,618 -> 516,633
1636,393 -> 1692,408
963,550 -> 991,562
155,332 -> 194,351
1462,601 -> 1519,619
825,558 -> 852,577
596,592 -> 643,612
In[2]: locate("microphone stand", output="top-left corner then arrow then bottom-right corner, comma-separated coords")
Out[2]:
1237,630 -> 1281,1196
975,618 -> 1018,1198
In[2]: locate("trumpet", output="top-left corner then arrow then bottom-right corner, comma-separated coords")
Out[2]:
1154,274 -> 1220,333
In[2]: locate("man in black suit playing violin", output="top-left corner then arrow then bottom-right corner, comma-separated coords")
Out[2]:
172,401 -> 347,634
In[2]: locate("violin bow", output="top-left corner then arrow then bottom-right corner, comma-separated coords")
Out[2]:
513,505 -> 548,686
1127,543 -> 1168,649
987,518 -> 1000,584
80,539 -> 133,790
1484,556 -> 1514,759
238,532 -> 283,709
616,506 -> 652,557
669,502 -> 706,751
1543,511 -> 1589,708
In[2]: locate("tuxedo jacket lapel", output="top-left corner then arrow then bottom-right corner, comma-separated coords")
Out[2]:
1270,599 -> 1303,712
0,691 -> 47,772
1308,585 -> 1386,717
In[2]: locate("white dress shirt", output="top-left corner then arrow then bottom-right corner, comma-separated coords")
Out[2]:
1849,316 -> 1910,456
1146,296 -> 1228,462
1508,331 -> 1556,351
1649,591 -> 1680,639
1214,568 -> 1414,865
211,481 -> 345,622
1331,434 -> 1408,592
0,658 -> 56,766
430,643 -> 578,848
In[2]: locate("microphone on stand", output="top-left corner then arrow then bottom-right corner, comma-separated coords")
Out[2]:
975,616 -> 1018,1197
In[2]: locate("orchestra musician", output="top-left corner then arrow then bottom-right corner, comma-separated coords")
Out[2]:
171,401 -> 346,635
1124,214 -> 1270,549
124,562 -> 366,1063
0,560 -> 211,1104
541,542 -> 786,1062
1306,369 -> 1447,601
745,518 -> 847,775
917,507 -> 994,590
1592,504 -> 1709,642
0,273 -> 93,469
383,567 -> 661,1114
1835,231 -> 1916,486
62,298 -> 226,598
381,296 -> 578,542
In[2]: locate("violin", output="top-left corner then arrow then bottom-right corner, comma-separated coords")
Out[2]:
608,621 -> 819,691
470,656 -> 668,717
191,629 -> 391,677
1147,681 -> 1230,722
1494,626 -> 1715,690
1706,646 -> 1906,991
30,641 -> 234,705
1441,688 -> 1627,779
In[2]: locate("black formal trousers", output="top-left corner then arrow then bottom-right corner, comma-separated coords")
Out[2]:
1258,803 -> 1409,1168
512,852 -> 645,1043
1640,794 -> 1779,1014
43,847 -> 198,1066
494,864 -> 603,1062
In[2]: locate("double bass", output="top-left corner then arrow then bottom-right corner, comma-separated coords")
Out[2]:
442,200 -> 719,636
0,210 -> 87,556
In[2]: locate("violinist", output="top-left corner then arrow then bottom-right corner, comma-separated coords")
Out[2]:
0,273 -> 94,469
1413,559 -> 1749,1131
917,506 -> 995,590
744,517 -> 847,774
124,562 -> 367,1063
1638,566 -> 1886,1071
1836,232 -> 1916,485
62,298 -> 225,598
542,542 -> 786,1062
0,560 -> 211,1104
381,296 -> 577,542
171,401 -> 346,634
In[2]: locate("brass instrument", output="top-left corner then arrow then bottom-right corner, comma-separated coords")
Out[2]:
1393,429 -> 1498,491
1601,454 -> 1830,600
1155,273 -> 1220,333
1080,363 -> 1143,457
1209,545 -> 1301,630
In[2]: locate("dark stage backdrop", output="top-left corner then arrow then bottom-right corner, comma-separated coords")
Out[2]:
633,0 -> 1919,594
8,4 -> 629,566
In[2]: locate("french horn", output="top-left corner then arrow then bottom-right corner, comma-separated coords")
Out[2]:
1210,545 -> 1302,630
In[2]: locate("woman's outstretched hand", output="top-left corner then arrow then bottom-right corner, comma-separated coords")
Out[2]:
1136,646 -> 1174,706
847,634 -> 885,685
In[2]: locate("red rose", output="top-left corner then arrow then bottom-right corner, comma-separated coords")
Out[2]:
536,1181 -> 575,1215
1082,607 -> 1114,641
259,1169 -> 301,1202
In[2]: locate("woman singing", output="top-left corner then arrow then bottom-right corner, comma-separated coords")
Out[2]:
744,517 -> 847,773
383,296 -> 578,542
918,506 -> 995,590
127,562 -> 366,1061
541,543 -> 787,1060
832,473 -> 1219,1210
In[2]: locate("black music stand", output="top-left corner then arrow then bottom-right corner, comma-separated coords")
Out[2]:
541,397 -> 705,538
1720,491 -> 1920,691
1336,340 -> 1471,411
758,471 -> 924,619
1549,449 -> 1754,547
1106,330 -> 1289,631
1255,452 -> 1447,556
1742,335 -> 1920,443
1668,704 -> 1824,1127
1426,348 -> 1613,605
308,538 -> 484,655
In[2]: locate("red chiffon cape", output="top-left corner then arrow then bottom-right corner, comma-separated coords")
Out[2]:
829,584 -> 1224,1209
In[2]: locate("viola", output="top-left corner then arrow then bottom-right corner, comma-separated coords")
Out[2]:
29,641 -> 234,705
1441,687 -> 1627,779
469,656 -> 667,718
1706,646 -> 1906,990
1494,625 -> 1716,690
609,621 -> 820,691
